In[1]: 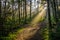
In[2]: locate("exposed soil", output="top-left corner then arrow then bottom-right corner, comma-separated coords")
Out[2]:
14,6 -> 47,40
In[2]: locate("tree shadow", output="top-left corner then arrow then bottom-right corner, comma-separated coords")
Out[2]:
28,21 -> 47,40
52,8 -> 60,40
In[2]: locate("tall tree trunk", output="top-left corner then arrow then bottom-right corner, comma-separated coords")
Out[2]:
18,0 -> 21,25
23,2 -> 25,24
47,0 -> 52,40
12,0 -> 15,25
0,0 -> 3,36
30,0 -> 32,21
24,0 -> 27,24
53,0 -> 58,23
20,0 -> 22,24
0,0 -> 2,28
4,0 -> 7,26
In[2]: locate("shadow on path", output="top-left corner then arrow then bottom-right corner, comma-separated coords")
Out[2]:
28,21 -> 47,40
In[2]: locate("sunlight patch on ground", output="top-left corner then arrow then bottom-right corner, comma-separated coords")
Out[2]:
14,26 -> 39,40
9,5 -> 47,40
14,6 -> 47,40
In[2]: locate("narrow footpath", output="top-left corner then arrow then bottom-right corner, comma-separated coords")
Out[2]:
14,6 -> 46,40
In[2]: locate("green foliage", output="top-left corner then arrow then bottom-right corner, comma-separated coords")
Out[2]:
11,0 -> 14,3
40,26 -> 49,40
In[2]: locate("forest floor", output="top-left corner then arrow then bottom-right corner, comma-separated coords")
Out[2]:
14,6 -> 47,40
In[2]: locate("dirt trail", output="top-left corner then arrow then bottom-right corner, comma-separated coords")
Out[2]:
14,6 -> 46,40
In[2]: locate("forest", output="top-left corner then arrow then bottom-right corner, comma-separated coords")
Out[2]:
0,0 -> 60,40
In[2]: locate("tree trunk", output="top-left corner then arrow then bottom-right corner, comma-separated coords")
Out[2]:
47,0 -> 52,40
30,0 -> 32,21
12,0 -> 15,25
24,0 -> 27,24
53,0 -> 58,23
0,0 -> 2,28
18,0 -> 21,25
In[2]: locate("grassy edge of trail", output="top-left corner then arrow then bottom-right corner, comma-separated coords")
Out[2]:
0,4 -> 45,40
1,16 -> 45,40
0,27 -> 25,40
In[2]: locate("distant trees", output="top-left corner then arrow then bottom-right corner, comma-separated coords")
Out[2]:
0,0 -> 42,37
24,0 -> 27,24
11,0 -> 15,24
17,0 -> 21,24
52,0 -> 57,23
30,0 -> 32,20
47,0 -> 52,28
47,0 -> 60,40
0,0 -> 7,36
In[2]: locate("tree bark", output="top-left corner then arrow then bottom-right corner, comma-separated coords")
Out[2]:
30,0 -> 32,21
47,0 -> 52,40
18,0 -> 21,25
24,0 -> 27,24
